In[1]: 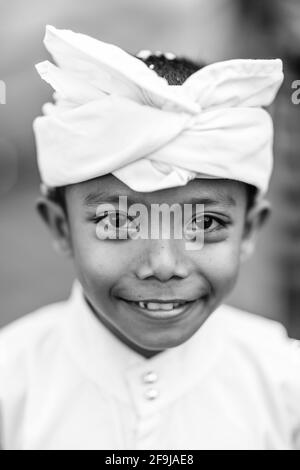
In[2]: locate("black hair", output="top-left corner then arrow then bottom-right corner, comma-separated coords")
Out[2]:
46,53 -> 257,211
45,185 -> 67,215
136,53 -> 204,84
244,183 -> 257,210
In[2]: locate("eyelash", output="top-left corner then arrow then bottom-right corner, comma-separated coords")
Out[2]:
92,212 -> 137,226
91,211 -> 230,235
187,214 -> 229,233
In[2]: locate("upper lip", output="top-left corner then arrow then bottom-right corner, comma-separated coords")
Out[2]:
119,297 -> 202,303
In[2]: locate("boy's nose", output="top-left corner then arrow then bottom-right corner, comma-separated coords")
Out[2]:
135,238 -> 191,282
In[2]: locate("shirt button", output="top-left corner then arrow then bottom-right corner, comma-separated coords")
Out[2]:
143,371 -> 158,384
144,388 -> 159,400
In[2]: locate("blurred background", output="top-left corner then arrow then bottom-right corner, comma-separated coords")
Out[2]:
0,0 -> 299,337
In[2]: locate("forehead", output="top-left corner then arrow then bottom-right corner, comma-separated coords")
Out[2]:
66,174 -> 246,207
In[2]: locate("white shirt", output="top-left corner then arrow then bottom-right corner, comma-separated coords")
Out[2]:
0,281 -> 300,450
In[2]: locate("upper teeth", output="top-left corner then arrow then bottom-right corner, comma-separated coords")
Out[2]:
137,301 -> 184,311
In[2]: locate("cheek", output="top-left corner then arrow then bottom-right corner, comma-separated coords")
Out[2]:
70,222 -> 133,286
198,237 -> 243,296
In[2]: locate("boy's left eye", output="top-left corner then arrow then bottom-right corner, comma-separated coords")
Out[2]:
185,214 -> 226,233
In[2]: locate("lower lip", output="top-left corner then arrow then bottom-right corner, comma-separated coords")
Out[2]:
119,298 -> 205,321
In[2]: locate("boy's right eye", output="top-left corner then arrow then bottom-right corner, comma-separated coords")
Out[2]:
95,210 -> 138,226
100,211 -> 128,228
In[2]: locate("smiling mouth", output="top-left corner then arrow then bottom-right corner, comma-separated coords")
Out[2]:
132,300 -> 189,311
118,297 -> 206,320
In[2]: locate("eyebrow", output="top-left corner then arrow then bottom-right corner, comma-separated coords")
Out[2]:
84,191 -> 138,207
84,191 -> 236,208
182,197 -> 236,207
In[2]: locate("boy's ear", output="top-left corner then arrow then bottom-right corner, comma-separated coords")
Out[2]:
240,198 -> 271,263
36,196 -> 73,258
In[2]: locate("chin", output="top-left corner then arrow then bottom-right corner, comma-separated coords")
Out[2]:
133,325 -> 202,351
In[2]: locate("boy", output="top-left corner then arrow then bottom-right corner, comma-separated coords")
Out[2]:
0,25 -> 299,450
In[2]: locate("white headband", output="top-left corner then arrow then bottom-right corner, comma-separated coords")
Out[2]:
33,25 -> 284,195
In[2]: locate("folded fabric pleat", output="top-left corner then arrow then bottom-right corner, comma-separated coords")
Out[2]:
33,25 -> 284,194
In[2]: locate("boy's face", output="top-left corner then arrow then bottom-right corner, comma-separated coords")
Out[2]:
39,175 -> 269,357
